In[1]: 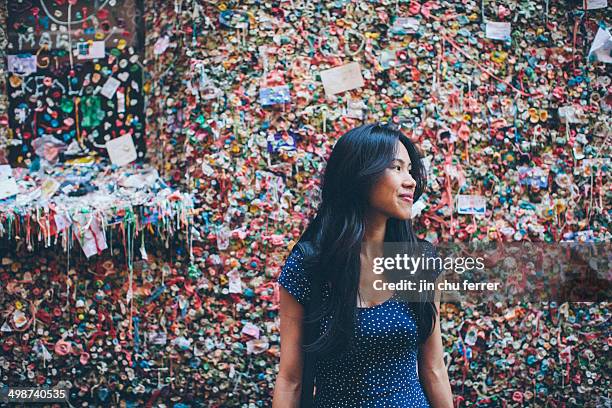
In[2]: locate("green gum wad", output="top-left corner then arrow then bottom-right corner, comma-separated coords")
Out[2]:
60,98 -> 74,113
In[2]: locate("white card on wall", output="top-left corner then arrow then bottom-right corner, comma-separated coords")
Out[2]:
106,134 -> 137,166
587,0 -> 607,9
228,270 -> 242,293
101,77 -> 121,99
320,62 -> 365,96
485,22 -> 512,41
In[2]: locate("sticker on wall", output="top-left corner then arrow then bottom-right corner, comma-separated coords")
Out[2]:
390,17 -> 419,35
518,167 -> 549,188
457,194 -> 487,215
7,54 -> 37,75
76,41 -> 105,60
259,85 -> 291,106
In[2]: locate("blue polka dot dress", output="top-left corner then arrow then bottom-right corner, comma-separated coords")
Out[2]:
277,244 -> 435,408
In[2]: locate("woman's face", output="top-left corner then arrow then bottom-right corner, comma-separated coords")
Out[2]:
368,140 -> 417,220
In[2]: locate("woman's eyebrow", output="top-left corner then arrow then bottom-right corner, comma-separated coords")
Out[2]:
392,158 -> 411,166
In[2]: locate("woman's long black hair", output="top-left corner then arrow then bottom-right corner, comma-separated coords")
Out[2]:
298,123 -> 437,358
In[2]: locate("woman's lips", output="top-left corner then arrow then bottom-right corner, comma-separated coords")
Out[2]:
399,194 -> 413,203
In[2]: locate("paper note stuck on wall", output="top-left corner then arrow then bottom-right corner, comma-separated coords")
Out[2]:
101,77 -> 121,99
320,62 -> 365,96
485,22 -> 512,41
0,165 -> 19,200
106,134 -> 137,166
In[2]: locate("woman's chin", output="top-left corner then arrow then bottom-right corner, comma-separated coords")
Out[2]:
394,210 -> 412,220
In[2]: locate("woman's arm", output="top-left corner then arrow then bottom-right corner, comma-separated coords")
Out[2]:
273,287 -> 305,408
418,300 -> 453,408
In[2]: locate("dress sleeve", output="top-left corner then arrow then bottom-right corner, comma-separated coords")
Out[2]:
276,247 -> 312,307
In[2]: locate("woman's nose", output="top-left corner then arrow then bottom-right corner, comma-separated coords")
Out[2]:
403,173 -> 416,188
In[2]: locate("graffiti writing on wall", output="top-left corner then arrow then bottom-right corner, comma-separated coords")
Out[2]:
5,0 -> 145,166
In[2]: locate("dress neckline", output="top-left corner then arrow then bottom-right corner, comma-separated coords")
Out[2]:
356,291 -> 398,310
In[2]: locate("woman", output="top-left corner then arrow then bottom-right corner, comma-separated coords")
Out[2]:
273,123 -> 453,407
